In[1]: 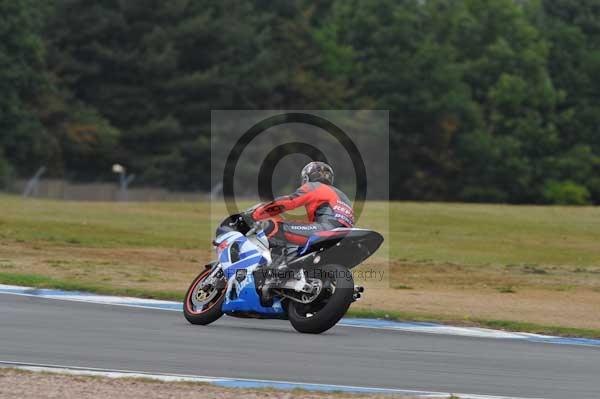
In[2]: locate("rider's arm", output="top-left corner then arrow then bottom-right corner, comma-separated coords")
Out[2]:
251,184 -> 314,220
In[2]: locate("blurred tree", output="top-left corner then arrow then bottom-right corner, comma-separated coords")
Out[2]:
446,0 -> 562,203
538,0 -> 600,202
0,151 -> 13,188
46,0 -> 354,189
319,0 -> 476,200
36,88 -> 120,180
0,0 -> 49,176
2,0 -> 598,203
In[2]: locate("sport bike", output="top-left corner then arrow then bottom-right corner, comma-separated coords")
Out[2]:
183,206 -> 384,334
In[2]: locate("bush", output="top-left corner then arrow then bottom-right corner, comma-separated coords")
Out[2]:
543,180 -> 591,205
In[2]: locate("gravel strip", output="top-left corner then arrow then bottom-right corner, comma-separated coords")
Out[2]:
0,369 -> 417,399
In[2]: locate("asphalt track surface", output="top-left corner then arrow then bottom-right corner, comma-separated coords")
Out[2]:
1,294 -> 599,399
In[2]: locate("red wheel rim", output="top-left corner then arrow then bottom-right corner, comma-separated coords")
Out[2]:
185,269 -> 225,315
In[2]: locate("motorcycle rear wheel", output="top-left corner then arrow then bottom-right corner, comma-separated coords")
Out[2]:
183,268 -> 226,325
287,264 -> 354,334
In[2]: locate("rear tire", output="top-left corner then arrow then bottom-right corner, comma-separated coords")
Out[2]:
183,269 -> 225,325
288,264 -> 354,334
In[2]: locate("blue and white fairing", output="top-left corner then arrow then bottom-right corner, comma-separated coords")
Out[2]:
214,230 -> 284,316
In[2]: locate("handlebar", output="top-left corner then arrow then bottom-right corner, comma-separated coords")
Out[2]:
216,203 -> 274,237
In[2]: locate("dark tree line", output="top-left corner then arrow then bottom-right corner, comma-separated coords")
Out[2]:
1,0 -> 599,204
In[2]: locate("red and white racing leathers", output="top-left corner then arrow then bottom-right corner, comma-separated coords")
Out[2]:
251,182 -> 354,246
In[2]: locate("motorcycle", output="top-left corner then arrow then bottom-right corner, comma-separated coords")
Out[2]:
183,206 -> 384,334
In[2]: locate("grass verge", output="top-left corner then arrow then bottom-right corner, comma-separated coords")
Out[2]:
0,272 -> 184,301
347,308 -> 600,339
3,271 -> 599,339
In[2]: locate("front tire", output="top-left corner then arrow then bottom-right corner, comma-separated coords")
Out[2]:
183,268 -> 226,325
288,264 -> 354,334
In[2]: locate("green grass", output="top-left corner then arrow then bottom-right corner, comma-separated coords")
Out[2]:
2,195 -> 600,268
0,195 -> 213,249
389,202 -> 600,267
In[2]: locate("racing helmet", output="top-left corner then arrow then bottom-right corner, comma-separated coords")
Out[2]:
301,161 -> 334,185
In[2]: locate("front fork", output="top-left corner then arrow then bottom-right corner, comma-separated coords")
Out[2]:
199,261 -> 226,291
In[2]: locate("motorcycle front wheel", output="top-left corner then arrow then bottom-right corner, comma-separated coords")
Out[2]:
183,268 -> 226,325
287,264 -> 354,334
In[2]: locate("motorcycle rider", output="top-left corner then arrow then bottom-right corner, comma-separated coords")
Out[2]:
251,161 -> 355,249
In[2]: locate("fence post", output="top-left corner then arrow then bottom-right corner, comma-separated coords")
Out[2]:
22,166 -> 46,198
